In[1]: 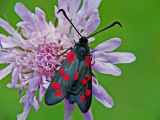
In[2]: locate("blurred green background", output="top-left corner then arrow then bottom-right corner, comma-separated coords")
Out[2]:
0,0 -> 160,120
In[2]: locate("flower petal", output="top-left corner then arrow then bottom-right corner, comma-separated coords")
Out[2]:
77,0 -> 88,18
82,108 -> 93,120
102,52 -> 136,64
0,63 -> 15,80
82,18 -> 100,35
58,0 -> 70,12
42,75 -> 50,89
35,7 -> 48,29
87,0 -> 102,16
95,38 -> 122,52
28,75 -> 41,92
15,2 -> 33,22
31,96 -> 39,111
64,99 -> 75,120
0,19 -> 23,42
35,7 -> 46,18
11,66 -> 20,83
69,0 -> 81,17
0,34 -> 20,48
88,37 -> 95,42
17,102 -> 31,120
93,83 -> 114,108
87,9 -> 99,22
0,52 -> 16,63
38,84 -> 46,103
92,60 -> 121,76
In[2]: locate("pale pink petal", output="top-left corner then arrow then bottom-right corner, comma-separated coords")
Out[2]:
0,63 -> 15,80
35,7 -> 46,18
58,0 -> 70,12
7,48 -> 26,56
82,108 -> 93,120
38,84 -> 46,103
7,83 -> 22,89
28,75 -> 41,92
16,22 -> 28,28
14,2 -> 33,22
55,7 -> 70,35
87,9 -> 99,23
42,75 -> 50,89
77,0 -> 88,18
82,18 -> 100,35
92,76 -> 99,92
88,37 -> 95,42
19,91 -> 39,111
0,34 -> 20,48
11,66 -> 20,83
87,0 -> 102,15
69,0 -> 81,17
30,96 -> 39,111
17,102 -> 31,120
69,15 -> 80,37
19,93 -> 30,103
35,7 -> 48,28
93,83 -> 114,108
0,52 -> 16,63
95,38 -> 122,52
101,52 -> 136,64
64,99 -> 75,120
0,19 -> 23,42
92,60 -> 121,76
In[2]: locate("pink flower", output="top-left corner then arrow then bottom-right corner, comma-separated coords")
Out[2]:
0,0 -> 136,120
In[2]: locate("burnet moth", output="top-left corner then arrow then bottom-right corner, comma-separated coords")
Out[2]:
45,9 -> 122,113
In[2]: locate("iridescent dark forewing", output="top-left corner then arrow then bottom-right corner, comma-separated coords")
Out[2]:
75,55 -> 92,113
45,50 -> 79,105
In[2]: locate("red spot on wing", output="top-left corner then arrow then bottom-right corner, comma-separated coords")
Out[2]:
55,89 -> 62,97
81,79 -> 88,84
88,74 -> 91,81
85,89 -> 91,96
52,82 -> 59,89
86,56 -> 91,67
80,95 -> 86,103
63,74 -> 70,80
69,52 -> 75,63
60,68 -> 65,75
74,71 -> 79,80
65,50 -> 72,61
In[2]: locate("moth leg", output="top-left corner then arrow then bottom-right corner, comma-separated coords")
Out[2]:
51,47 -> 72,57
91,61 -> 95,66
74,40 -> 78,45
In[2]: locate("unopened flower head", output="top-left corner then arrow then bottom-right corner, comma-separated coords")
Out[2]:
0,0 -> 136,120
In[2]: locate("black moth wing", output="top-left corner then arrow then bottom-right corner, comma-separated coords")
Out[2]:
45,50 -> 79,105
76,55 -> 92,113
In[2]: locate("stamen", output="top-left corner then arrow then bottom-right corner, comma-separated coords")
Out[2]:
90,49 -> 97,53
57,59 -> 60,64
0,40 -> 2,49
19,88 -> 22,95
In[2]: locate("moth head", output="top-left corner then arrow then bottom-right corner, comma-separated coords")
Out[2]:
79,37 -> 88,45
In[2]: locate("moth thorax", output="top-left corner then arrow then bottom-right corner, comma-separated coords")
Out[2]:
77,47 -> 88,60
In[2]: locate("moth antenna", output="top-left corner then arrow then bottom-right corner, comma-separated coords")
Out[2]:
57,9 -> 82,38
50,47 -> 72,57
87,21 -> 122,38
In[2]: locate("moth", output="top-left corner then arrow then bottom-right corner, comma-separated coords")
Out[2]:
45,9 -> 122,113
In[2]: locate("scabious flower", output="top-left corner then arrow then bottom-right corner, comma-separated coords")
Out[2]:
0,0 -> 136,120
